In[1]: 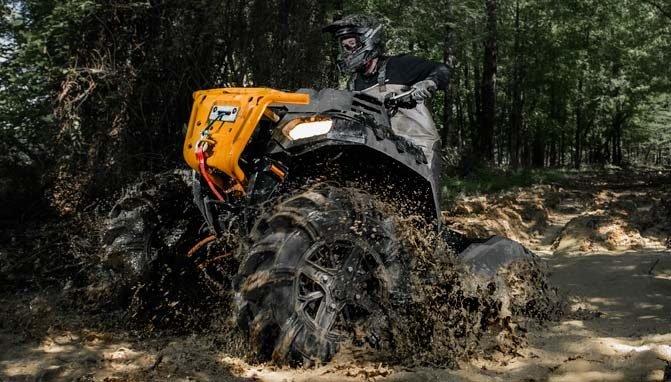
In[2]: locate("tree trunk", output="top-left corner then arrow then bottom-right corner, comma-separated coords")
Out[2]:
466,59 -> 479,155
574,77 -> 584,169
611,109 -> 625,166
455,67 -> 465,150
532,130 -> 545,168
478,0 -> 497,163
442,8 -> 454,149
509,0 -> 523,169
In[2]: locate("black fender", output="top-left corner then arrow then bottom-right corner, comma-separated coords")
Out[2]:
271,115 -> 441,221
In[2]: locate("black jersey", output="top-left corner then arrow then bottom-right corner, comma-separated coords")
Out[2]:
351,54 -> 449,91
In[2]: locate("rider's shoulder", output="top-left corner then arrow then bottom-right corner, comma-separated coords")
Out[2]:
387,54 -> 429,66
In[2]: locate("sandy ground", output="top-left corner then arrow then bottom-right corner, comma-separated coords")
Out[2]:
2,171 -> 671,381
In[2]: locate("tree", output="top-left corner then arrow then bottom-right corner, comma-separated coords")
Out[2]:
2,0 -> 671,219
478,0 -> 497,162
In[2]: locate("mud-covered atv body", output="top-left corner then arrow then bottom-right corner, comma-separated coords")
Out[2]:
181,87 -> 446,362
102,87 -> 541,364
182,88 -> 441,235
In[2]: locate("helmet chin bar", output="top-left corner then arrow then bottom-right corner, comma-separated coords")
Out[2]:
338,44 -> 371,73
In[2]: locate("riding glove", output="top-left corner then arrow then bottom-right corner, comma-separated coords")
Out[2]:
411,79 -> 437,102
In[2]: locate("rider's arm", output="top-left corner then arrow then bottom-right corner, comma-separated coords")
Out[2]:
387,55 -> 449,90
425,64 -> 449,90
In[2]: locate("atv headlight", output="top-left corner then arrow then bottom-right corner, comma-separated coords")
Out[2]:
284,120 -> 333,140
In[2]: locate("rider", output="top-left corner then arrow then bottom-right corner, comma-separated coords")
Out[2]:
323,14 -> 449,168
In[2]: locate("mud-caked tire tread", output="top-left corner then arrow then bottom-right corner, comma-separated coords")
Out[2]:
234,185 -> 403,364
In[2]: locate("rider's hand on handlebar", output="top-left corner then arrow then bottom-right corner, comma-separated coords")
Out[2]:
410,79 -> 437,103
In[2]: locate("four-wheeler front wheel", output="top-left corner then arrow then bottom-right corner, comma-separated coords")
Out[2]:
233,185 -> 404,364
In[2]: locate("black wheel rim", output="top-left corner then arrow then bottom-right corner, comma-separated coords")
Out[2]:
293,237 -> 388,341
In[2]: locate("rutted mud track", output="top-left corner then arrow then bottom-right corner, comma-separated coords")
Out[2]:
2,170 -> 671,381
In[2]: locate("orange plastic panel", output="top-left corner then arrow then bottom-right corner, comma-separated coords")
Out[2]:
183,88 -> 309,185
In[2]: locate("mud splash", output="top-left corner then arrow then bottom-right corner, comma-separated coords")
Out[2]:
370,215 -> 562,368
1,173 -> 563,373
102,180 -> 563,369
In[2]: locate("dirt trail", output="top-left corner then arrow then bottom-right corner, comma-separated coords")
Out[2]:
2,171 -> 671,381
437,171 -> 671,381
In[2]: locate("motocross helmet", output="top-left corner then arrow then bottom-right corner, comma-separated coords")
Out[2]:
323,14 -> 385,73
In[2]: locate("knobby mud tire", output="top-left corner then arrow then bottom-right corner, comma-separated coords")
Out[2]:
100,172 -> 196,301
102,192 -> 161,290
234,185 -> 405,364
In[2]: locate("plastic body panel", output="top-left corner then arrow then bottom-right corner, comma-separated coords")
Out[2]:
183,88 -> 309,184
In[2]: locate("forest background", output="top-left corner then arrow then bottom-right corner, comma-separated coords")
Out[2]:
1,0 -> 670,222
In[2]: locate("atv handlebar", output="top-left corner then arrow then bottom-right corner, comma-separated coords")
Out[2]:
384,89 -> 417,114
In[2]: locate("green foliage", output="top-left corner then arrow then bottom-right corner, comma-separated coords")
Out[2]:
342,0 -> 671,168
1,0 -> 340,214
442,167 -> 569,201
628,94 -> 671,164
0,0 -> 669,217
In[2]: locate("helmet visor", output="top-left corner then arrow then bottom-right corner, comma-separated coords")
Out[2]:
339,35 -> 361,53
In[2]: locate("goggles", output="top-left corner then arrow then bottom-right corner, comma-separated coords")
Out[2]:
339,35 -> 361,53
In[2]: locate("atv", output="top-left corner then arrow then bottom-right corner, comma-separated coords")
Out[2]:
183,87 -> 441,362
102,86 -> 538,364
